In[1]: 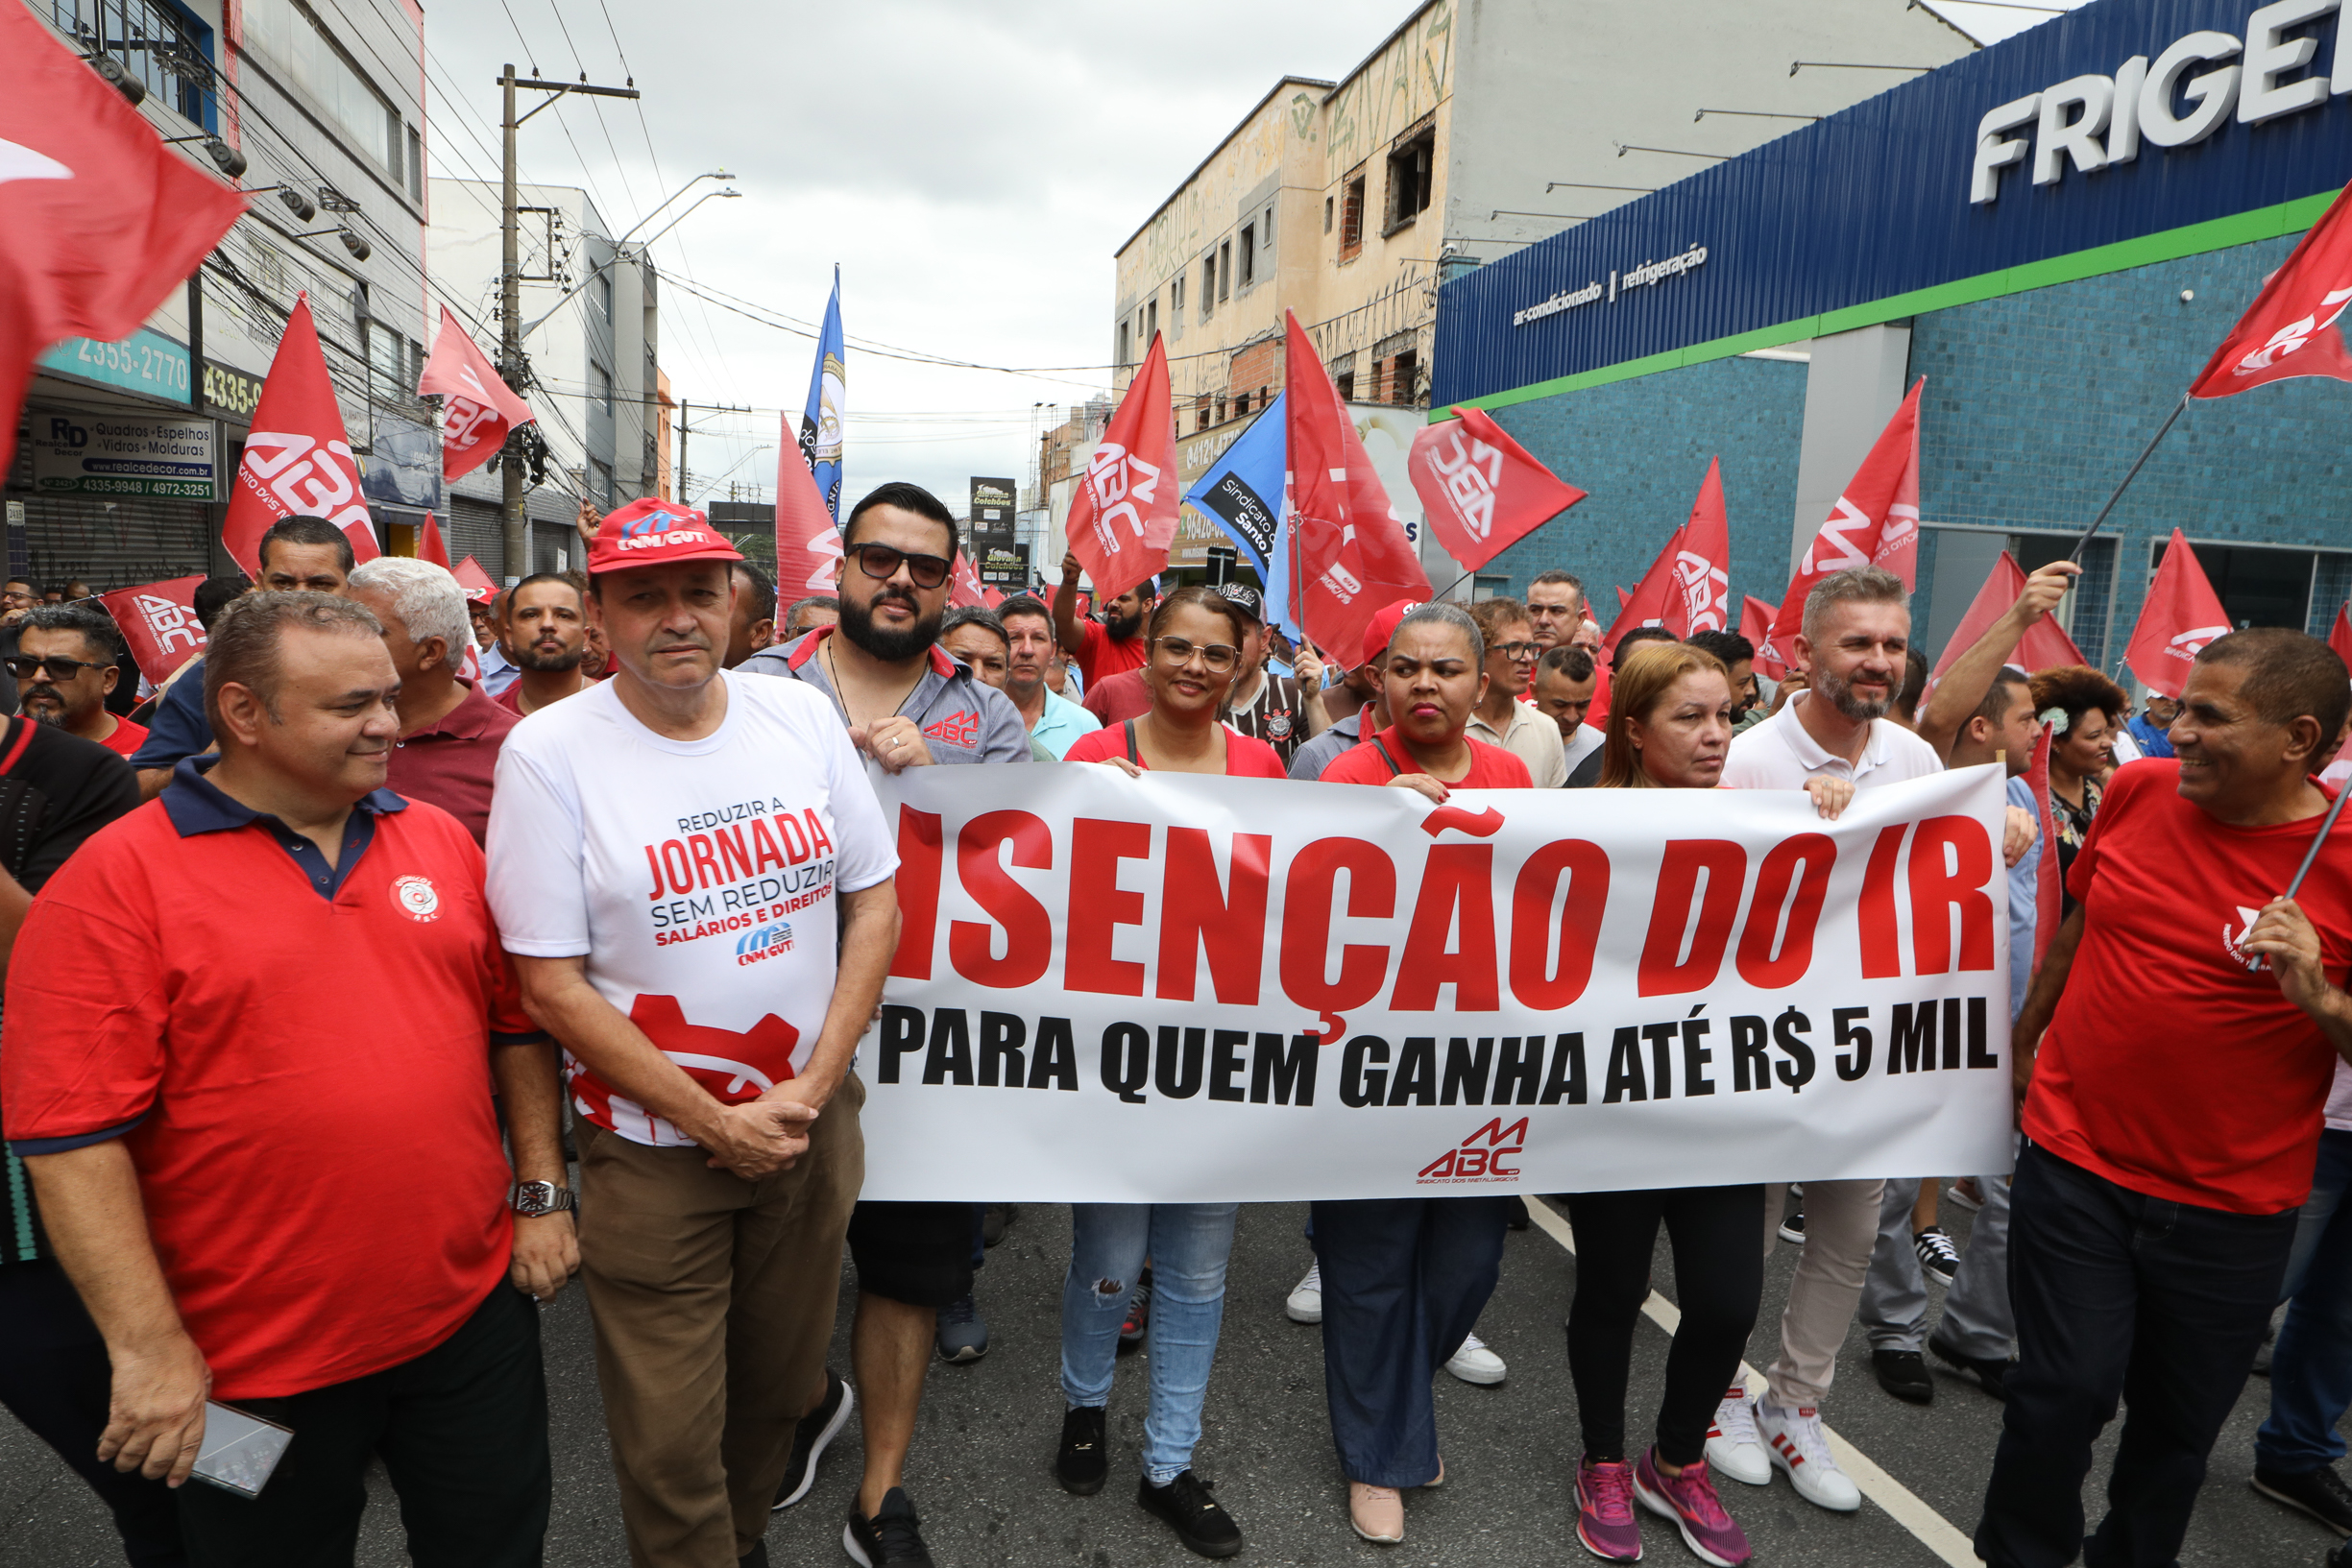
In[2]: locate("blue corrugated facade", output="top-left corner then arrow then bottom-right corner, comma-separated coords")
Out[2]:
1435,0 -> 2352,403
1444,0 -> 2352,673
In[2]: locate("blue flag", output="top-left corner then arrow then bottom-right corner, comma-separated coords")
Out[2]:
1181,396 -> 1297,635
799,268 -> 846,522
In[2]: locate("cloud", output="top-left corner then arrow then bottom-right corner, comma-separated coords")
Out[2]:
422,0 -> 1408,519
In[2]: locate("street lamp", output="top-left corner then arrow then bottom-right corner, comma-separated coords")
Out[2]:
518,187 -> 742,338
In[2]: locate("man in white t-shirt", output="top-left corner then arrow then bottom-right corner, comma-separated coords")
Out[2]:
1708,566 -> 1942,1514
487,498 -> 900,1568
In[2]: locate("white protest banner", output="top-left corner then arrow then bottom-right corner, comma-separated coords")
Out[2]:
855,764 -> 2013,1202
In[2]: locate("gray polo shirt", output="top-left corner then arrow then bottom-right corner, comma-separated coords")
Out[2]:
739,627 -> 1031,765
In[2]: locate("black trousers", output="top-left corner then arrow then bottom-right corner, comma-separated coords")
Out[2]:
176,1281 -> 550,1568
0,1257 -> 186,1567
1564,1185 -> 1764,1465
1976,1143 -> 2296,1568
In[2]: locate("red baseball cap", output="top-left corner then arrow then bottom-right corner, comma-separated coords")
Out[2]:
1360,597 -> 1426,668
587,498 -> 744,575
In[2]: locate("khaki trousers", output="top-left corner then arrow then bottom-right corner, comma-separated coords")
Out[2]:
1758,1176 -> 1884,1408
577,1074 -> 865,1568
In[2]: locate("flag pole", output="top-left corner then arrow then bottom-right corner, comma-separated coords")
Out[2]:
2286,784 -> 2352,901
2069,393 -> 2190,562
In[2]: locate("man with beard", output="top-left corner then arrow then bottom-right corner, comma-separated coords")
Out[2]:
1053,551 -> 1154,688
10,607 -> 145,758
497,574 -> 590,716
725,560 -> 778,670
740,481 -> 1024,1567
1709,567 -> 1940,1515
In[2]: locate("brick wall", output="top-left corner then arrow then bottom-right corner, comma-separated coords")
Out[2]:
1229,337 -> 1284,404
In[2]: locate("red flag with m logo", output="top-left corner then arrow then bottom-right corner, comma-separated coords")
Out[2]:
1064,333 -> 1180,605
417,305 -> 533,481
2123,529 -> 2231,700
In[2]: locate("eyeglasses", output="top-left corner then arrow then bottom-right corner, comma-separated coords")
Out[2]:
1152,636 -> 1239,672
4,656 -> 109,681
1493,640 -> 1536,662
0,591 -> 36,608
847,543 -> 950,591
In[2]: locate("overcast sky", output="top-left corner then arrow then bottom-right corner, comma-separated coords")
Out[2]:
420,0 -> 2082,519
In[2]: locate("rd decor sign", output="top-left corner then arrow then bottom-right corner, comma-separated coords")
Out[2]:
858,765 -> 2014,1201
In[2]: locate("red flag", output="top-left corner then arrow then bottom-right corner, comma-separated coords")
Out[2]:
2123,528 -> 2232,698
418,514 -> 452,570
1603,527 -> 1684,661
98,575 -> 208,686
453,555 -> 497,604
2022,725 -> 2062,972
2191,178 -> 2352,398
1928,551 -> 2088,685
1282,310 -> 1430,660
222,295 -> 380,577
0,8 -> 246,477
2331,602 -> 2352,668
1741,595 -> 1784,682
417,305 -> 533,480
948,550 -> 987,610
1406,405 -> 1586,571
1671,458 -> 1732,636
772,410 -> 844,601
1066,333 -> 1180,604
1767,379 -> 1924,664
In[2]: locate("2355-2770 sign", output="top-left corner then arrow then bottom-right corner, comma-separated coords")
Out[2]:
859,766 -> 2015,1202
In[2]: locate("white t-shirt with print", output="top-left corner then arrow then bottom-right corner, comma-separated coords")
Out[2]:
488,672 -> 898,1146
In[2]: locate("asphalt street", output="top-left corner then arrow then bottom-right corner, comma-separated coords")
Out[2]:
1,1191 -> 2339,1567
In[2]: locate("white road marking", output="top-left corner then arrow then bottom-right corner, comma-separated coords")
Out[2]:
1519,1196 -> 1985,1568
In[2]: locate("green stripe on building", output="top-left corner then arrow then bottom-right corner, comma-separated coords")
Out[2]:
1441,189 -> 2340,418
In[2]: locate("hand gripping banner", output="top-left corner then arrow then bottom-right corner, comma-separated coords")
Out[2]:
858,765 -> 2014,1201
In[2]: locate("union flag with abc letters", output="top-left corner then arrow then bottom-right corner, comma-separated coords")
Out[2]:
219,294 -> 380,578
2192,176 -> 2352,399
1406,405 -> 1586,573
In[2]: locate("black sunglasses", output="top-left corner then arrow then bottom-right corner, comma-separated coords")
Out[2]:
847,543 -> 951,591
5,656 -> 110,681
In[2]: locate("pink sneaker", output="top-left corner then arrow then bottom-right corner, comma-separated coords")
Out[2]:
1634,1447 -> 1750,1566
1576,1456 -> 1642,1561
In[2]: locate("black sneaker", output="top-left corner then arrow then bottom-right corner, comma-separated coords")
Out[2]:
1872,1347 -> 1934,1405
1137,1470 -> 1243,1558
982,1202 -> 1016,1246
773,1372 -> 857,1510
2253,1463 -> 2352,1533
1506,1195 -> 1531,1231
934,1294 -> 988,1363
843,1487 -> 934,1568
739,1543 -> 770,1568
1912,1225 -> 1960,1288
1928,1331 -> 2010,1401
1118,1268 -> 1152,1353
1057,1405 -> 1108,1496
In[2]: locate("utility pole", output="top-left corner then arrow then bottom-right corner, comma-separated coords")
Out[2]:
675,402 -> 753,506
500,64 -> 640,583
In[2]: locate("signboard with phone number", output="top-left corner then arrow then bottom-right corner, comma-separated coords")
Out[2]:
37,329 -> 191,401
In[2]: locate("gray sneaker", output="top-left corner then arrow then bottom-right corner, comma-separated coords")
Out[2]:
934,1294 -> 988,1363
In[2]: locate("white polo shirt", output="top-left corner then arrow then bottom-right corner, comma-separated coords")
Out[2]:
1721,690 -> 1942,791
1468,699 -> 1567,787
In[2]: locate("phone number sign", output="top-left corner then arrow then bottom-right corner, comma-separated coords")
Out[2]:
29,412 -> 217,500
36,328 -> 192,401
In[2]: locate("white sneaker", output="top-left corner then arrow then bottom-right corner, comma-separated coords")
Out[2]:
1443,1329 -> 1506,1386
1704,1386 -> 1771,1485
1285,1263 -> 1322,1323
1757,1398 -> 1862,1511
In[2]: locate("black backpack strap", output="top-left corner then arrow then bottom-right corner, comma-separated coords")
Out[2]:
1123,719 -> 1141,763
1369,736 -> 1404,778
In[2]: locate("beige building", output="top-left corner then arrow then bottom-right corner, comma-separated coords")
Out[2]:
1092,0 -> 1977,577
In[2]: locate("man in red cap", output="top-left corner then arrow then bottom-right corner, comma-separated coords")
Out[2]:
488,498 -> 902,1568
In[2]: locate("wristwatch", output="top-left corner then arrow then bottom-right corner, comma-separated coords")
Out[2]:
511,1181 -> 576,1218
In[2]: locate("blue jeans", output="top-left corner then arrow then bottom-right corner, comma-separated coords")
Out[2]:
2257,1127 -> 2352,1474
1311,1196 -> 1511,1488
1061,1203 -> 1238,1484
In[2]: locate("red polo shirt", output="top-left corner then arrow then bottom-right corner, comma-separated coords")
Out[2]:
1319,725 -> 1534,788
386,681 -> 521,847
1,763 -> 537,1398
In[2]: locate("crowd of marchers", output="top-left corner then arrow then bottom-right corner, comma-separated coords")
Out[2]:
5,483 -> 2352,1568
